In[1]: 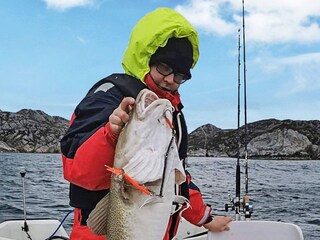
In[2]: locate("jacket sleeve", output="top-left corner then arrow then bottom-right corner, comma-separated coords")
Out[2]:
61,85 -> 123,191
181,172 -> 212,226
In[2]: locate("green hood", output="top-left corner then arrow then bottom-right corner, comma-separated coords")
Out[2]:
122,8 -> 199,83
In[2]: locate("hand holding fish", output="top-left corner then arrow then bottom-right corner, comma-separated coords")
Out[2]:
203,216 -> 233,232
109,97 -> 135,135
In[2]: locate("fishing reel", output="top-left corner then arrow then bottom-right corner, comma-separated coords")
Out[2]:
224,194 -> 236,212
225,194 -> 253,220
243,195 -> 253,219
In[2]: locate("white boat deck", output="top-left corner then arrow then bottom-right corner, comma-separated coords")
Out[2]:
0,218 -> 305,240
0,219 -> 69,240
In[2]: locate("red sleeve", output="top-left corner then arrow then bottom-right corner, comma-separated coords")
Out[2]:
60,84 -> 124,191
62,122 -> 118,191
181,174 -> 212,226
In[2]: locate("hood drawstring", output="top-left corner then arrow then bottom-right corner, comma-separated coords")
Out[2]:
144,73 -> 181,111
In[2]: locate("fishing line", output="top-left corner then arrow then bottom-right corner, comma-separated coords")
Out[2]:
159,135 -> 175,197
159,110 -> 176,197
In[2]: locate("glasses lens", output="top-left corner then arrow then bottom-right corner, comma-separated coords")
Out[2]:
174,73 -> 187,84
156,62 -> 188,84
157,62 -> 173,76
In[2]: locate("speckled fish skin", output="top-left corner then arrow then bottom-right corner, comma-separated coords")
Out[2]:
87,89 -> 185,240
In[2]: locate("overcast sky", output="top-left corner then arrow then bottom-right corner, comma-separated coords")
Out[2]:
1,0 -> 319,132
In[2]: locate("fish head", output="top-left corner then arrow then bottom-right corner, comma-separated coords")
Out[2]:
134,89 -> 173,122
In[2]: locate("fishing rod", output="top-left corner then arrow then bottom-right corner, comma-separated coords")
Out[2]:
235,28 -> 241,221
225,0 -> 253,220
242,0 -> 253,220
225,28 -> 242,220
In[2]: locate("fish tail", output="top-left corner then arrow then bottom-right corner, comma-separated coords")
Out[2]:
87,193 -> 110,235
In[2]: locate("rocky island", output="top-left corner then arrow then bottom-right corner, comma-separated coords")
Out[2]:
0,109 -> 68,153
188,119 -> 320,160
0,109 -> 319,159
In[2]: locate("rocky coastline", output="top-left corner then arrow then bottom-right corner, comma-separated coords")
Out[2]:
188,119 -> 320,160
0,109 -> 68,153
0,109 -> 319,159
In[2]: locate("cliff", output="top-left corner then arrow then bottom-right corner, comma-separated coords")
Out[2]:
188,119 -> 320,159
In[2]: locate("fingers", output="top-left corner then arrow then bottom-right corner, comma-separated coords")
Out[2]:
109,97 -> 135,135
120,97 -> 135,113
225,216 -> 233,224
221,216 -> 233,231
203,215 -> 233,232
222,217 -> 232,231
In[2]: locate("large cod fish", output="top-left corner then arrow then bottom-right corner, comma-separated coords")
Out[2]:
87,89 -> 186,240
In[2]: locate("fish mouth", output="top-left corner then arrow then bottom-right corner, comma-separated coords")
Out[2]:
135,89 -> 172,120
144,91 -> 159,108
137,89 -> 159,112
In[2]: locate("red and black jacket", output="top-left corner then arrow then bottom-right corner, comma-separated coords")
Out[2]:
61,74 -> 146,209
60,74 -> 212,235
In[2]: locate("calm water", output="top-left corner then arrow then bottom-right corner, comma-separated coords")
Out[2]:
0,153 -> 319,239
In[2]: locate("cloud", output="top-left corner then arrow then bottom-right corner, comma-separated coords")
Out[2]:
273,52 -> 320,66
176,0 -> 320,44
175,0 -> 238,35
261,52 -> 320,95
285,56 -> 320,94
76,36 -> 87,44
43,0 -> 94,10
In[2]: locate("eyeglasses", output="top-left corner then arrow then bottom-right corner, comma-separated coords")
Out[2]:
156,62 -> 190,84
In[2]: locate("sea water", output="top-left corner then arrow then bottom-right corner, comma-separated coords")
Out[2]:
0,153 -> 319,239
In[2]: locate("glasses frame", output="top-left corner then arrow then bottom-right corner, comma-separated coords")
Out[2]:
155,62 -> 189,84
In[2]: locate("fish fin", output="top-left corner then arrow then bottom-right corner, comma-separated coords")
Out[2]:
122,149 -> 164,184
175,169 -> 186,185
171,149 -> 186,185
140,196 -> 163,208
87,193 -> 110,235
171,195 -> 191,215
